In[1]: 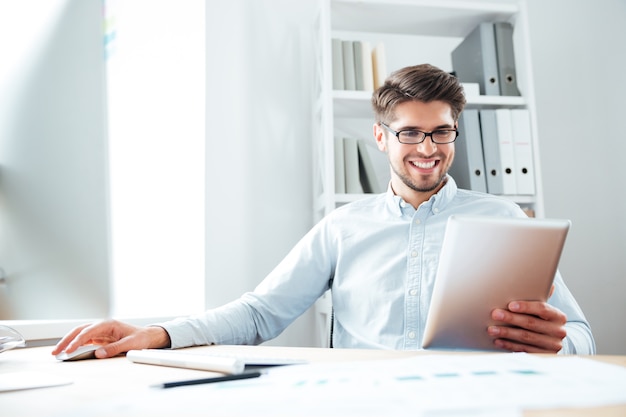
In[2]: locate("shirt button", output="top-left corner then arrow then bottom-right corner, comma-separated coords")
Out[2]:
415,219 -> 421,225
408,331 -> 416,339
411,251 -> 418,258
409,289 -> 417,296
433,208 -> 440,214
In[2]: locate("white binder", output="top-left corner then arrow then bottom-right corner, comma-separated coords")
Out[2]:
353,41 -> 374,91
331,38 -> 344,90
343,137 -> 363,194
495,109 -> 517,195
510,109 -> 536,195
372,42 -> 387,90
341,40 -> 356,91
334,137 -> 346,193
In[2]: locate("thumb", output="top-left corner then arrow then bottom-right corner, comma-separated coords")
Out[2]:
95,338 -> 133,359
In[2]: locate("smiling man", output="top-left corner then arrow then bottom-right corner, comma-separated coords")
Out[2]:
53,64 -> 595,359
378,100 -> 456,198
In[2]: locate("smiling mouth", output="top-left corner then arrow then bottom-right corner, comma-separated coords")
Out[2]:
411,160 -> 436,169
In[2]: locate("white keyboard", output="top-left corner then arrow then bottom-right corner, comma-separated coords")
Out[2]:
126,349 -> 307,374
127,349 -> 245,374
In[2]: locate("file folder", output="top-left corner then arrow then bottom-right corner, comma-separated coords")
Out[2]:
342,41 -> 356,91
495,109 -> 517,195
449,109 -> 487,192
494,22 -> 521,96
479,109 -> 517,195
353,41 -> 374,91
452,23 -> 500,96
353,41 -> 365,91
510,109 -> 536,195
331,38 -> 344,90
358,139 -> 389,193
494,109 -> 517,194
343,137 -> 363,193
334,137 -> 346,193
372,42 -> 387,90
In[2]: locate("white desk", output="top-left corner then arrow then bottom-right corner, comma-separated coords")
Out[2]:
1,345 -> 625,417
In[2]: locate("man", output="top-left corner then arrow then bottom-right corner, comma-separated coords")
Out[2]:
53,64 -> 595,358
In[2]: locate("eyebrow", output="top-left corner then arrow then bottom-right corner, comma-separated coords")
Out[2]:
396,123 -> 455,131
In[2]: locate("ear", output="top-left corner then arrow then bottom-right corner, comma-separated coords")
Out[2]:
373,123 -> 386,152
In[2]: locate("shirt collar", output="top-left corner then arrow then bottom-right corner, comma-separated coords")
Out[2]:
385,175 -> 458,217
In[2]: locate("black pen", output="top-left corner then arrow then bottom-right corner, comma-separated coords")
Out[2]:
157,371 -> 262,389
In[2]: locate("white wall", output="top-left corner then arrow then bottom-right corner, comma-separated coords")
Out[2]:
525,0 -> 626,354
0,0 -> 110,321
203,0 -> 318,347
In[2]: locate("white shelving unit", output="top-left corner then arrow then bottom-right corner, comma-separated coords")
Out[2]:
310,0 -> 543,347
312,0 -> 544,222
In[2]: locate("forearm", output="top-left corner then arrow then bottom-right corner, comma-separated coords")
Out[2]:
156,299 -> 263,349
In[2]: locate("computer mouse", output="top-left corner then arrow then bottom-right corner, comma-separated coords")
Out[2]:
55,344 -> 102,361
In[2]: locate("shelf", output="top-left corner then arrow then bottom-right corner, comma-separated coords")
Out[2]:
331,0 -> 518,37
314,0 -> 545,220
333,90 -> 372,118
332,90 -> 526,118
464,95 -> 526,108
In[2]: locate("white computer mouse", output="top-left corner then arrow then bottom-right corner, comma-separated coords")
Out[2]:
55,344 -> 102,361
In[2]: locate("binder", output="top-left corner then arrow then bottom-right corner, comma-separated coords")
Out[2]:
357,139 -> 389,193
353,41 -> 374,91
331,38 -> 344,90
478,110 -> 502,194
448,109 -> 487,192
372,42 -> 387,90
334,137 -> 346,193
479,109 -> 517,195
494,22 -> 521,96
341,41 -> 356,91
343,137 -> 363,193
452,23 -> 500,96
510,109 -> 536,195
494,109 -> 517,195
353,41 -> 365,91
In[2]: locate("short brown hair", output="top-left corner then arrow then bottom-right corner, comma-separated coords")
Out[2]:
371,64 -> 466,124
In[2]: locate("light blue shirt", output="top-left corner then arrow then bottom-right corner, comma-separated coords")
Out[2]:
161,176 -> 595,354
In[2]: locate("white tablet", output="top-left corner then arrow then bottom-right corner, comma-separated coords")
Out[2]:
422,215 -> 571,351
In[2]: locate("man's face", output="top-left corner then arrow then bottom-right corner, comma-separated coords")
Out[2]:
374,100 -> 456,204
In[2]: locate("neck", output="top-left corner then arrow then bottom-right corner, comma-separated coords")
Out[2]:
391,177 -> 447,209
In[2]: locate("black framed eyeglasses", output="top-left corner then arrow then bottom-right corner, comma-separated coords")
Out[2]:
380,122 -> 458,145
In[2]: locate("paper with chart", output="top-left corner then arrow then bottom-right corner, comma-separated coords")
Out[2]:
64,353 -> 626,417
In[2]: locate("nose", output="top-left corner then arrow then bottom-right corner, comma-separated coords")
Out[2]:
415,135 -> 437,155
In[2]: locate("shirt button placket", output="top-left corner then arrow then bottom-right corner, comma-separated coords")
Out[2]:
405,212 -> 425,349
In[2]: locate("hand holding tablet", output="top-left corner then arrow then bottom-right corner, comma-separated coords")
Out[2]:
422,215 -> 571,352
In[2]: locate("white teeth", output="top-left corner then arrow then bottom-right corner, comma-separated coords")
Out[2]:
411,161 -> 435,169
